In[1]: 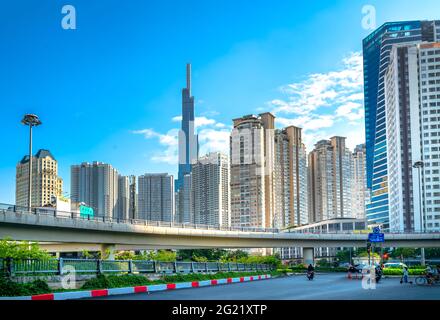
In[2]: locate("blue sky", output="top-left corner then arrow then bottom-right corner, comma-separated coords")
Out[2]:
1,0 -> 439,204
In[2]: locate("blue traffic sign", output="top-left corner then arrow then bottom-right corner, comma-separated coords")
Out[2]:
373,227 -> 381,234
368,233 -> 385,243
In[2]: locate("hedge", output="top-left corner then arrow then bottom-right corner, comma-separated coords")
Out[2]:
382,269 -> 425,276
0,277 -> 51,297
82,271 -> 279,290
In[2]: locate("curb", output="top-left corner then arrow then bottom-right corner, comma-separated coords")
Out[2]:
0,274 -> 272,300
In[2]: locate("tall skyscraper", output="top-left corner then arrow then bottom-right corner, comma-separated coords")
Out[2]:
71,162 -> 119,218
363,20 -> 440,229
16,149 -> 63,208
192,152 -> 230,227
138,173 -> 175,222
230,113 -> 276,228
117,175 -> 130,220
351,144 -> 368,220
274,126 -> 308,228
385,42 -> 440,232
308,137 -> 353,223
128,175 -> 137,219
175,173 -> 192,223
176,63 -> 199,192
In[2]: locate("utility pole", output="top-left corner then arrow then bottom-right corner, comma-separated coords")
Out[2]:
21,114 -> 42,212
413,160 -> 425,266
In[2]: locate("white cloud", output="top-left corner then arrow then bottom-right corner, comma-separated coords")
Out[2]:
270,52 -> 363,117
132,128 -> 179,165
198,128 -> 230,155
134,114 -> 231,164
268,51 -> 365,152
172,116 -> 217,128
335,102 -> 364,121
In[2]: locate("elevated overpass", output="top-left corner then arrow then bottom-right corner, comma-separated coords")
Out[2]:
1,210 -> 439,255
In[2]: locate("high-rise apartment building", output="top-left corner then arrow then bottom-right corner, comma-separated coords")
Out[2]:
175,173 -> 192,223
385,42 -> 440,232
308,137 -> 353,223
16,149 -> 63,208
117,175 -> 130,220
138,173 -> 174,222
274,126 -> 308,228
192,152 -> 230,227
230,113 -> 276,228
351,144 -> 368,220
128,175 -> 137,219
363,20 -> 440,229
70,162 -> 119,218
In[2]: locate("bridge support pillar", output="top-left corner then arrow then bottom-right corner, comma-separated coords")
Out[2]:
100,244 -> 116,260
303,247 -> 314,266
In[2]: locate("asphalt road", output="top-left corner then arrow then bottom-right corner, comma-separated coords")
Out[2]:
89,273 -> 440,300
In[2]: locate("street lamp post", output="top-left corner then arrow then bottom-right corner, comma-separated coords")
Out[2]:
413,160 -> 425,266
21,114 -> 42,212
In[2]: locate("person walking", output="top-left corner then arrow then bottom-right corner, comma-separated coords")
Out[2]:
400,266 -> 412,284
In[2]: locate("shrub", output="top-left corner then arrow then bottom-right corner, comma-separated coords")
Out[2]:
81,271 -> 275,290
81,274 -> 110,290
0,277 -> 51,297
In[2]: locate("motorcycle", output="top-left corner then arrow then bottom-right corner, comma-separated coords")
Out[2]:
307,270 -> 314,280
375,266 -> 383,283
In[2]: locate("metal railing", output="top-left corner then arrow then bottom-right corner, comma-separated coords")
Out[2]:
0,203 -> 279,233
0,258 -> 273,277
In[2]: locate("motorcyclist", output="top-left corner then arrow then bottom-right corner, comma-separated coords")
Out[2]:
307,264 -> 315,279
374,264 -> 383,283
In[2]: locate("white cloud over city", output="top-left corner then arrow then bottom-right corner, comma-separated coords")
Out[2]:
134,51 -> 365,164
133,117 -> 231,165
268,51 -> 365,151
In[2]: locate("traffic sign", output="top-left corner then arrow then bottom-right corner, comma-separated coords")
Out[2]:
372,226 -> 381,234
368,233 -> 384,243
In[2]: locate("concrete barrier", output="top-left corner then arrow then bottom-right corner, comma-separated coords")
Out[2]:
0,274 -> 273,300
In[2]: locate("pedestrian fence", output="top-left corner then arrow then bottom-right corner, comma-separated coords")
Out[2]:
0,258 -> 273,277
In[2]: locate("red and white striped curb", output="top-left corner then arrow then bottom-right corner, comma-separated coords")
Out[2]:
0,274 -> 271,300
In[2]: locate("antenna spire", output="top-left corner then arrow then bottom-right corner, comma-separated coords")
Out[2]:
186,63 -> 191,94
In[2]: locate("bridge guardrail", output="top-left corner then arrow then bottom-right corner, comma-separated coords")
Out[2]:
1,258 -> 274,277
0,203 -> 280,234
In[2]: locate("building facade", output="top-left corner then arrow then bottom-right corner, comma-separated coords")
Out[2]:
385,42 -> 440,232
117,175 -> 130,220
138,173 -> 175,222
128,175 -> 137,219
308,137 -> 353,223
351,144 -> 368,220
70,162 -> 119,218
230,113 -> 276,228
192,152 -> 230,227
363,20 -> 440,230
16,149 -> 63,208
274,126 -> 308,229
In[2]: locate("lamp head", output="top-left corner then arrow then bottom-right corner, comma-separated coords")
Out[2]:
21,114 -> 42,127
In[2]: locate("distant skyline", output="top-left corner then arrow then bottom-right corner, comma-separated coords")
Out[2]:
1,0 -> 440,204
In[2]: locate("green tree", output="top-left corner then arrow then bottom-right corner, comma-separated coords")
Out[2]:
220,250 -> 249,262
390,248 -> 416,259
335,249 -> 351,263
115,251 -> 137,260
0,238 -> 51,260
177,249 -> 227,261
145,250 -> 176,262
425,248 -> 440,259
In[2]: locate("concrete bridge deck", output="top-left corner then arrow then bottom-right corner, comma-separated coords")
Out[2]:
1,210 -> 440,251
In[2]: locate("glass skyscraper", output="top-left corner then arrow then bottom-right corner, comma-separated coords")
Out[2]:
363,20 -> 440,230
176,63 -> 199,192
